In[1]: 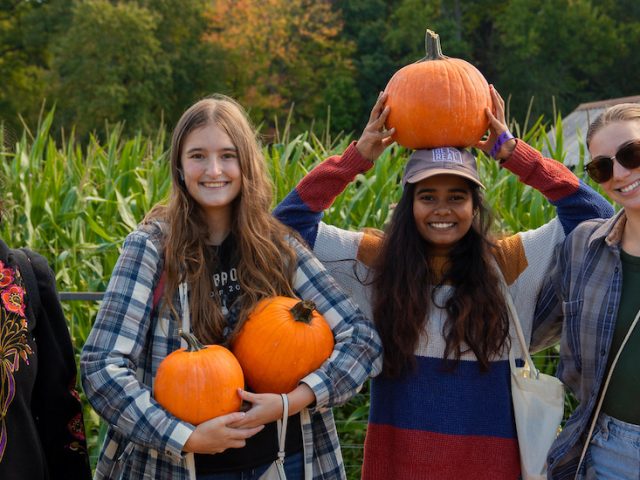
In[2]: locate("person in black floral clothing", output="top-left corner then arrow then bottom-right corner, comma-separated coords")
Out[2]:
0,204 -> 91,479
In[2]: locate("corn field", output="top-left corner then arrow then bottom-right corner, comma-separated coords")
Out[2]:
0,111 -> 606,478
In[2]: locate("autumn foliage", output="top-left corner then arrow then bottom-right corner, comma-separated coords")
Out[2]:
204,0 -> 356,130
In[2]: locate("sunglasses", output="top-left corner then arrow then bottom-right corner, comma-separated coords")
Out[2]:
584,140 -> 640,183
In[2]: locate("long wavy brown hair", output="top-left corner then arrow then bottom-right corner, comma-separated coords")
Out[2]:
145,94 -> 297,345
371,181 -> 510,378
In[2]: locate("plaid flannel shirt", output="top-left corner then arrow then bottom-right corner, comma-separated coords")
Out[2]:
532,209 -> 627,479
81,222 -> 382,480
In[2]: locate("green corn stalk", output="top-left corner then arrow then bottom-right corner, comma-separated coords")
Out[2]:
0,108 -> 598,476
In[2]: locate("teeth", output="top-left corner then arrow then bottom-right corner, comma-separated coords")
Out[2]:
619,179 -> 640,193
430,222 -> 455,229
202,182 -> 226,188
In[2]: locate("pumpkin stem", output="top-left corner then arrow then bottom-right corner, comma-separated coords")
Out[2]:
289,300 -> 317,324
422,29 -> 446,61
178,328 -> 206,352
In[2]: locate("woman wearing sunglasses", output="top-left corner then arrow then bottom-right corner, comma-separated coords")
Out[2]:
532,103 -> 640,479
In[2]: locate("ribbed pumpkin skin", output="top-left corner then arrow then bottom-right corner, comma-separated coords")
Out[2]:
232,296 -> 334,394
384,30 -> 491,149
154,339 -> 244,425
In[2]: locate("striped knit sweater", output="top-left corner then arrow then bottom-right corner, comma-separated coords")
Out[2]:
274,140 -> 614,480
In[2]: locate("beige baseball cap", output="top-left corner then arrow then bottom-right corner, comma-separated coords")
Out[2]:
402,147 -> 485,189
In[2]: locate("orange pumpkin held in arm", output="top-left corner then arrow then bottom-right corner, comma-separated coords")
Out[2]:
154,330 -> 244,425
384,29 -> 491,149
232,296 -> 335,394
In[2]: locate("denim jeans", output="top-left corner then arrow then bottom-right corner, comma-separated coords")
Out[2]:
197,451 -> 304,480
587,412 -> 640,480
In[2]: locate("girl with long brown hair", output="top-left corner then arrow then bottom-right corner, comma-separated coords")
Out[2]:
81,94 -> 382,480
274,86 -> 614,479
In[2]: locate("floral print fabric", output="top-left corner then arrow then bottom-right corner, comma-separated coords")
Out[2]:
0,259 -> 30,461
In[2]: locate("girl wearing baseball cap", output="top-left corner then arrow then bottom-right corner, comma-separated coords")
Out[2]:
274,86 -> 613,479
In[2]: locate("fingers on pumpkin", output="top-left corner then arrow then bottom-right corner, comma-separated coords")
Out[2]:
490,88 -> 505,119
370,92 -> 389,120
484,107 -> 499,126
373,107 -> 391,132
222,411 -> 248,425
237,388 -> 257,402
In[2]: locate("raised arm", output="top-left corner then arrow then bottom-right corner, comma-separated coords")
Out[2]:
479,85 -> 614,233
481,87 -> 614,352
274,93 -> 394,248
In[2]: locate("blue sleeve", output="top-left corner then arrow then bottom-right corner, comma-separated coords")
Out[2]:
551,179 -> 615,235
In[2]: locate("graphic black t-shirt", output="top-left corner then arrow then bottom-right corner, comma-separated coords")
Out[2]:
195,235 -> 303,473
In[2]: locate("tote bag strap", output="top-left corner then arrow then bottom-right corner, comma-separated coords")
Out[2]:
276,393 -> 289,462
575,307 -> 640,478
497,272 -> 539,378
177,281 -> 197,480
505,291 -> 540,377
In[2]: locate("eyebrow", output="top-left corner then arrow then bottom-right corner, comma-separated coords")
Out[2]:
184,146 -> 238,154
415,187 -> 470,195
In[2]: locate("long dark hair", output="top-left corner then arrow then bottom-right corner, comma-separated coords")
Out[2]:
371,181 -> 510,378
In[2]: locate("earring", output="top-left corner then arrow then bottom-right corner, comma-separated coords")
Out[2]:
177,170 -> 185,183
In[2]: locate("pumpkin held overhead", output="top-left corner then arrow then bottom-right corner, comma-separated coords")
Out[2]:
384,29 -> 491,150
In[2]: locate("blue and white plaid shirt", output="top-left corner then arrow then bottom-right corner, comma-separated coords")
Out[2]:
532,209 -> 628,479
81,222 -> 382,479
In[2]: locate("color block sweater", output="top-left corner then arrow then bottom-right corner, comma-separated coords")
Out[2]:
274,140 -> 614,480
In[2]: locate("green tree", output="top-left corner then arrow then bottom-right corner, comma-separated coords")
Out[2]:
337,0 -> 496,129
494,0 -> 620,121
0,1 -> 53,134
140,0 -> 228,125
333,0 -> 398,130
50,0 -> 172,138
385,0 -> 473,63
590,0 -> 640,102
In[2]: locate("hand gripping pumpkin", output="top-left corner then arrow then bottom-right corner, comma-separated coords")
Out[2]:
154,330 -> 244,425
232,296 -> 335,394
384,29 -> 491,149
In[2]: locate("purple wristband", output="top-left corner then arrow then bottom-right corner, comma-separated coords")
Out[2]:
490,131 -> 515,158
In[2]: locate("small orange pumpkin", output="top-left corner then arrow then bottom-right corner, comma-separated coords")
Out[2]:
232,296 -> 334,394
384,29 -> 491,149
154,330 -> 244,425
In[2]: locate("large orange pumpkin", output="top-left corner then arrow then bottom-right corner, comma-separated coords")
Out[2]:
232,296 -> 334,394
384,29 -> 491,149
154,330 -> 244,425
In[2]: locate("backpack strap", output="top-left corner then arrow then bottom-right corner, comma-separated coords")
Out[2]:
144,220 -> 167,313
12,248 -> 42,319
152,269 -> 167,312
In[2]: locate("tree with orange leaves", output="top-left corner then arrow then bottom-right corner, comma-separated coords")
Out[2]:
204,0 -> 360,133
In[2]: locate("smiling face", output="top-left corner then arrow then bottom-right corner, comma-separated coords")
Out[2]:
181,122 -> 242,223
589,120 -> 640,213
412,174 -> 475,253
